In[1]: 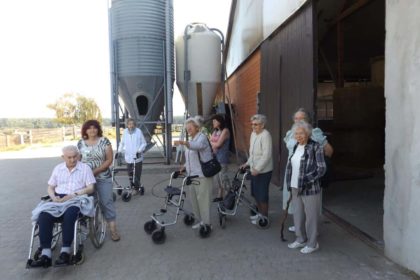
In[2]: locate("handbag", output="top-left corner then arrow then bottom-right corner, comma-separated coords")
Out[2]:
197,137 -> 221,177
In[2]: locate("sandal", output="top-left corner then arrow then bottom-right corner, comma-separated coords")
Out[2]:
110,230 -> 121,241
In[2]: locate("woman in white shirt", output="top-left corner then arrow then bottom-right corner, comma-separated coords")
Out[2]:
285,121 -> 326,254
117,118 -> 147,195
241,114 -> 273,225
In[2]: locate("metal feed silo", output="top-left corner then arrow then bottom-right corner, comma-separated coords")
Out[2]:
176,23 -> 223,118
109,0 -> 174,141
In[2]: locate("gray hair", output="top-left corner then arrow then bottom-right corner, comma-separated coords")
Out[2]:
292,120 -> 313,137
126,118 -> 136,125
62,145 -> 80,155
250,114 -> 267,125
185,115 -> 204,128
293,108 -> 312,123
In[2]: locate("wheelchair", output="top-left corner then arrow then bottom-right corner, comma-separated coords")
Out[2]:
26,194 -> 106,268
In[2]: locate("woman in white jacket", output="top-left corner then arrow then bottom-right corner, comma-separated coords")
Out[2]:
117,118 -> 147,195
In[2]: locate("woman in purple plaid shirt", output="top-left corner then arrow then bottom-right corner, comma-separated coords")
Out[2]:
285,121 -> 326,254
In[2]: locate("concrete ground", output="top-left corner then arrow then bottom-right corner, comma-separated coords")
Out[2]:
0,143 -> 416,280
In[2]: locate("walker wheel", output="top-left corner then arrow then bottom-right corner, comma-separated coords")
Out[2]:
144,220 -> 157,235
183,215 -> 195,226
122,192 -> 132,202
117,189 -> 123,195
199,224 -> 212,238
151,228 -> 166,244
256,217 -> 270,229
219,213 -> 226,229
139,186 -> 145,196
112,192 -> 117,202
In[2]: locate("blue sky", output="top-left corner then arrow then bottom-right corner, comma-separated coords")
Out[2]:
0,0 -> 231,118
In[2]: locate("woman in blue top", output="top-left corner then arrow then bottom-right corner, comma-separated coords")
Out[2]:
283,108 -> 333,232
209,114 -> 230,202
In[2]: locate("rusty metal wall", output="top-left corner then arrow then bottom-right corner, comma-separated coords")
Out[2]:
260,1 -> 316,185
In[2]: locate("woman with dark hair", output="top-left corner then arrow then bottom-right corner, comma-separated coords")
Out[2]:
209,114 -> 230,202
77,120 -> 120,241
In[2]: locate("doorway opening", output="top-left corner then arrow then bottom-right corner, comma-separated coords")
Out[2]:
316,0 -> 385,245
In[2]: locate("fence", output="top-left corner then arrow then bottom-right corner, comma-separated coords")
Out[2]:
0,127 -> 80,148
0,125 -> 184,149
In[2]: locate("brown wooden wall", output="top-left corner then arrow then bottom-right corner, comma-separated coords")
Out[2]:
216,50 -> 261,162
260,1 -> 316,185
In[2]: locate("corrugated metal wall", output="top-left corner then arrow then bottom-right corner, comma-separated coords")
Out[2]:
260,1 -> 316,185
218,50 -> 261,161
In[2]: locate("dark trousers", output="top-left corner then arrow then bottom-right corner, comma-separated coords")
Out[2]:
128,161 -> 143,188
38,206 -> 80,249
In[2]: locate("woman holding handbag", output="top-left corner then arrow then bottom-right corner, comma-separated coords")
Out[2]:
175,115 -> 214,237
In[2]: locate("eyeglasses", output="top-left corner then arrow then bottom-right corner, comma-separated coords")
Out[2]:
251,123 -> 261,126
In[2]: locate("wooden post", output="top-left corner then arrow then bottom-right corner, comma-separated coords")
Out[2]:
62,127 -> 66,142
72,125 -> 76,139
28,130 -> 33,145
336,20 -> 344,88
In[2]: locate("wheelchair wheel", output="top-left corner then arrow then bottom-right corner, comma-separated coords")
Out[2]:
199,224 -> 212,238
117,189 -> 123,195
256,217 -> 270,229
151,228 -> 166,244
218,213 -> 226,229
122,192 -> 132,202
139,185 -> 145,196
183,215 -> 195,226
144,220 -> 157,235
89,202 -> 107,248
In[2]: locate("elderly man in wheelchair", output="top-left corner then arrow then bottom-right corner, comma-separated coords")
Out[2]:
27,145 -> 106,268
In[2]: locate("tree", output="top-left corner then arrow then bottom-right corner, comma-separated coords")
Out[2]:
47,93 -> 102,125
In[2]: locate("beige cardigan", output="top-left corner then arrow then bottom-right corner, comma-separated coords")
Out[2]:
246,129 -> 273,173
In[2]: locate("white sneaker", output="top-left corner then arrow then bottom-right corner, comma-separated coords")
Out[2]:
251,219 -> 257,225
249,214 -> 259,220
288,241 -> 306,249
191,222 -> 201,229
300,243 -> 319,254
288,226 -> 295,232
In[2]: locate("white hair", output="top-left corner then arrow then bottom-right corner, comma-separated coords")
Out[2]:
62,145 -> 80,155
292,120 -> 313,136
185,115 -> 204,128
250,114 -> 267,125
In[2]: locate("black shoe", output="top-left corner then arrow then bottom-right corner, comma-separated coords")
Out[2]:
54,252 -> 70,267
30,255 -> 52,268
213,197 -> 223,202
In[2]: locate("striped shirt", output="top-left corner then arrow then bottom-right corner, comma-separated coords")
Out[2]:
78,137 -> 112,179
285,139 -> 326,196
48,161 -> 96,195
